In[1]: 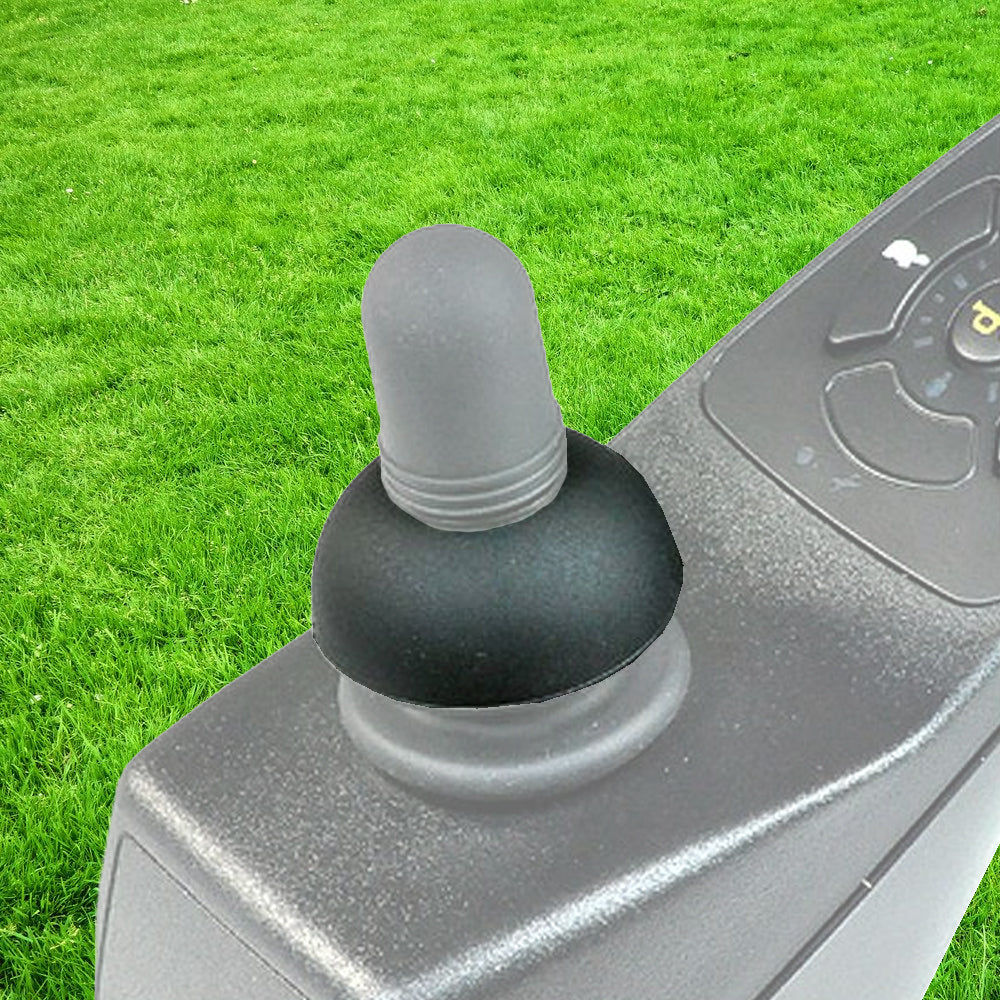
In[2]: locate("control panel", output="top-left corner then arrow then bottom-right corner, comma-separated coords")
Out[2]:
703,130 -> 1000,605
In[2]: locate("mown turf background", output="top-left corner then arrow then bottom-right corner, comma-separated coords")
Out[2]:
2,0 -> 1000,996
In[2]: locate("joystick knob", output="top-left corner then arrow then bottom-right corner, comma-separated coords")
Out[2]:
311,224 -> 684,710
361,223 -> 569,532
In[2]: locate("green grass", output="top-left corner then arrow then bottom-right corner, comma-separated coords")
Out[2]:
1,0 -> 999,995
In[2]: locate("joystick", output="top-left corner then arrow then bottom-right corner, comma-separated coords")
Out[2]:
96,114 -> 1000,1000
312,223 -> 684,709
312,224 -> 687,799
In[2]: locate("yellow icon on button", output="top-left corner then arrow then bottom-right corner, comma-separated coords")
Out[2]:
971,298 -> 1000,336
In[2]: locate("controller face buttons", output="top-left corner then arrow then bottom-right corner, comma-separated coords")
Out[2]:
821,181 -> 1000,502
702,170 -> 1000,604
827,180 -> 996,351
823,362 -> 975,485
949,282 -> 1000,366
821,179 -> 1000,440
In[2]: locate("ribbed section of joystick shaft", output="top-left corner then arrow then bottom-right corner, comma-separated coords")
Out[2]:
360,223 -> 568,531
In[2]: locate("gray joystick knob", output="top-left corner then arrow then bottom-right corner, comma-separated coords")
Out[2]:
361,223 -> 568,531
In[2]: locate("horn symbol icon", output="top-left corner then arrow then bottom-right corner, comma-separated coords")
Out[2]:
971,299 -> 1000,337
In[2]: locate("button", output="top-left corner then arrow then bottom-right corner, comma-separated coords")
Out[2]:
828,180 -> 996,351
824,362 -> 975,484
949,280 -> 1000,366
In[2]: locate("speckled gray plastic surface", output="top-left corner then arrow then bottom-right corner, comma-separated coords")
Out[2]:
96,113 -> 1000,1000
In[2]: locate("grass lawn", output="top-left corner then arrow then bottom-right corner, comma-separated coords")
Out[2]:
2,0 -> 1000,996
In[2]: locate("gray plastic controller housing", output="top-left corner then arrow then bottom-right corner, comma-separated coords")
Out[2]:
95,114 -> 1000,999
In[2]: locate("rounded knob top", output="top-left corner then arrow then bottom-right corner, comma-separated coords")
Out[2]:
360,224 -> 567,531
